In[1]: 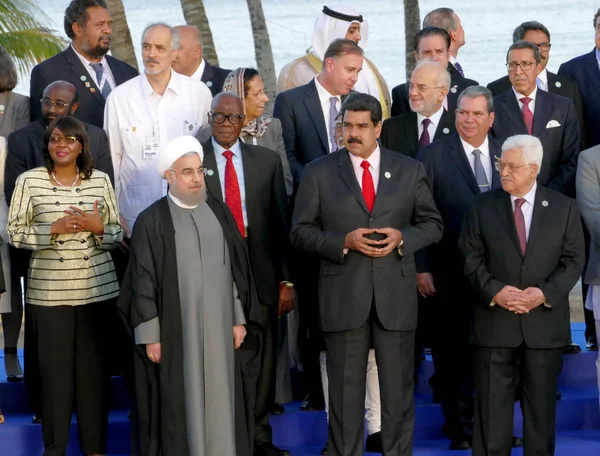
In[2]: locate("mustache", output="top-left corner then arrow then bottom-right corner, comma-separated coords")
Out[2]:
145,58 -> 159,65
99,34 -> 111,42
347,137 -> 362,144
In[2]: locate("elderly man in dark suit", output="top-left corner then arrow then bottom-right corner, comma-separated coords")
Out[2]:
391,27 -> 477,118
291,92 -> 443,456
29,0 -> 138,128
459,134 -> 584,456
381,61 -> 454,157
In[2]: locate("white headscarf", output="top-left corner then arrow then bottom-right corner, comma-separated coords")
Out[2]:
157,136 -> 204,178
311,3 -> 369,60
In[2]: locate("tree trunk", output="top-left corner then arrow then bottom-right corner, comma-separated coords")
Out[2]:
246,0 -> 276,114
404,0 -> 421,80
105,0 -> 138,70
180,0 -> 219,66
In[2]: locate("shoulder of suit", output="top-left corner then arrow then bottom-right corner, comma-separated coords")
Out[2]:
242,141 -> 279,160
277,81 -> 313,100
105,54 -> 138,74
83,122 -> 105,136
538,185 -> 574,207
32,48 -> 71,71
89,168 -> 110,180
560,51 -> 592,69
381,146 -> 421,167
382,111 -> 414,128
391,82 -> 407,94
579,144 -> 600,162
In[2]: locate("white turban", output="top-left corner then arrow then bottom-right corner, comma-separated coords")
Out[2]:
311,3 -> 369,60
157,136 -> 204,178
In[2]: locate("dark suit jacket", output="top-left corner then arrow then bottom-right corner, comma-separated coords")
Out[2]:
458,186 -> 584,348
201,138 -> 289,307
290,147 -> 443,332
390,64 -> 478,117
29,46 -> 138,128
5,119 -> 114,203
201,61 -> 232,97
381,108 -> 455,157
558,49 -> 600,148
0,92 -> 29,138
490,89 -> 580,197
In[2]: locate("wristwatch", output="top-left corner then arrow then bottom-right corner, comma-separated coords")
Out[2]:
397,240 -> 404,257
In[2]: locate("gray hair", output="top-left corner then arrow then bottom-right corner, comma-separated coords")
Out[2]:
423,7 -> 457,32
501,134 -> 543,174
457,86 -> 494,114
512,21 -> 550,43
506,40 -> 541,65
141,23 -> 180,50
413,60 -> 451,90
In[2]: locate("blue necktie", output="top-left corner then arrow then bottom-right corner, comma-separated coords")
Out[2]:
90,62 -> 112,99
472,149 -> 489,192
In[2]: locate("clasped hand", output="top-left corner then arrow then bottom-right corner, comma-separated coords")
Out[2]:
51,200 -> 104,236
344,227 -> 402,258
492,286 -> 546,314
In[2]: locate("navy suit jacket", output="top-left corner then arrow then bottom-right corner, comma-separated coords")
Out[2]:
273,79 -> 331,187
29,46 -> 138,128
201,62 -> 232,97
490,89 -> 580,197
558,49 -> 600,148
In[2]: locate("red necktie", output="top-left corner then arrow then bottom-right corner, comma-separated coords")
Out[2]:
418,118 -> 432,149
361,161 -> 375,212
222,150 -> 245,236
514,198 -> 527,254
520,97 -> 533,134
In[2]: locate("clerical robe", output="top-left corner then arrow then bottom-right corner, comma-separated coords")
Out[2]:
117,194 -> 262,456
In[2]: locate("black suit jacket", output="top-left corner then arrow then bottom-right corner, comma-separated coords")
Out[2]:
201,139 -> 289,307
290,147 -> 443,332
390,64 -> 478,117
458,186 -> 584,348
380,108 -> 455,157
201,61 -> 232,97
5,119 -> 114,204
29,46 -> 138,128
559,49 -> 600,149
490,89 -> 580,197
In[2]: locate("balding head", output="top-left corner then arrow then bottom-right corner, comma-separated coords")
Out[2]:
172,25 -> 203,76
41,81 -> 79,126
408,61 -> 450,116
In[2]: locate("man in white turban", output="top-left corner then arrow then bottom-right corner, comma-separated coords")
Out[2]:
118,135 -> 262,456
277,4 -> 392,119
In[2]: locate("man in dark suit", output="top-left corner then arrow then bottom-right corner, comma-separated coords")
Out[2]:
381,61 -> 454,157
201,93 -> 293,456
29,0 -> 138,128
172,25 -> 231,96
417,86 -> 503,450
490,41 -> 580,198
391,27 -> 477,118
273,39 -> 364,414
291,93 -> 443,456
422,8 -> 467,78
558,8 -> 600,150
458,134 -> 584,456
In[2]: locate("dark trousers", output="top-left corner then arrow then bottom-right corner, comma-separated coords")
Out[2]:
582,223 -> 596,342
325,308 -> 415,456
472,344 -> 562,456
29,301 -> 111,456
236,328 -> 262,455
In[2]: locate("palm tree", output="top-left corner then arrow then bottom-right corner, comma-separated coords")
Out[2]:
0,0 -> 65,78
404,0 -> 421,79
246,0 -> 276,114
180,0 -> 219,66
106,0 -> 138,70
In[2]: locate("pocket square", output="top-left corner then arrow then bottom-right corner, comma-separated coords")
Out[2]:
546,120 -> 561,128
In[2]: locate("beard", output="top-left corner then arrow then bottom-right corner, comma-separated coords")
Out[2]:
82,36 -> 110,59
175,185 -> 207,207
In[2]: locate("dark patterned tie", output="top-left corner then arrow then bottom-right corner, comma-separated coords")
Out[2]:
89,62 -> 112,99
222,150 -> 245,236
514,198 -> 527,254
520,97 -> 534,134
454,61 -> 465,78
418,118 -> 432,149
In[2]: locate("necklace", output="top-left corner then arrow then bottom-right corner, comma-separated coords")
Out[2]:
52,167 -> 80,187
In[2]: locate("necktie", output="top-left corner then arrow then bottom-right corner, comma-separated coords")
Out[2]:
90,62 -> 112,98
418,118 -> 432,149
520,97 -> 534,134
329,97 -> 339,152
222,150 -> 245,236
454,61 -> 465,78
514,198 -> 527,255
536,77 -> 547,91
472,149 -> 490,192
361,161 -> 375,212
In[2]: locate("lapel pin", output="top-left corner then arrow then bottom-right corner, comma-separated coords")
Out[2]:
207,169 -> 214,176
80,75 -> 87,82
90,88 -> 96,93
132,126 -> 136,133
443,128 -> 450,134
206,81 -> 213,88
450,85 -> 458,93
555,81 -> 562,88
542,200 -> 549,207
85,82 -> 91,87
384,172 -> 391,179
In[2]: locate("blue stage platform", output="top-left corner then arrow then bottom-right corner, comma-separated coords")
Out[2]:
1,323 -> 598,455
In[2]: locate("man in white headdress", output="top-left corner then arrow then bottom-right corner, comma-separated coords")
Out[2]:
277,4 -> 391,119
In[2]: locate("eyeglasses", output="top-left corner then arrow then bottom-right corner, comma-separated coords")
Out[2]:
494,159 -> 534,173
534,42 -> 551,51
169,167 -> 207,177
405,83 -> 445,92
49,135 -> 79,145
209,112 -> 245,125
505,61 -> 535,72
40,98 -> 72,109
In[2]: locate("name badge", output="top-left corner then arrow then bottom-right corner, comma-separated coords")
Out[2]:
143,137 -> 160,159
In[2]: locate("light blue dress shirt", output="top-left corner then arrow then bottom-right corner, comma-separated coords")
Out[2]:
212,138 -> 248,228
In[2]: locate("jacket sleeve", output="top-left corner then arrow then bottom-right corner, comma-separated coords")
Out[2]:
4,132 -> 28,204
93,174 -> 124,249
273,92 -> 303,186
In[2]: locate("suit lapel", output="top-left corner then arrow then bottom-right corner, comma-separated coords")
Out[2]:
200,140 -> 224,202
106,55 -> 127,85
489,137 -> 502,189
404,113 -> 419,156
532,90 -> 552,136
303,80 -> 330,152
240,142 -> 258,230
339,149 -> 370,214
433,110 -> 454,141
524,187 -> 551,256
494,190 -> 524,256
371,149 -> 392,214
447,135 -> 480,195
201,62 -> 214,83
498,92 -> 528,133
584,50 -> 600,97
64,47 -> 106,108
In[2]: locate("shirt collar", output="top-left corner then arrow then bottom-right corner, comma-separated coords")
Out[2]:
168,191 -> 199,209
314,75 -> 341,106
537,68 -> 548,85
190,59 -> 207,80
510,181 -> 537,206
460,135 -> 490,158
212,137 -> 241,157
417,105 -> 445,128
141,68 -> 181,98
348,144 -> 381,172
71,44 -> 108,68
512,85 -> 538,102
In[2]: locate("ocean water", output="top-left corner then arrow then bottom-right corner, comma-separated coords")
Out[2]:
14,0 -> 600,96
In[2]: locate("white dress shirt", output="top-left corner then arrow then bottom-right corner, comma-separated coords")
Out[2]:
348,145 -> 381,192
417,106 -> 445,142
537,68 -> 548,91
71,45 -> 116,92
190,59 -> 207,81
460,136 -> 493,185
510,181 -> 537,241
104,69 -> 213,232
212,138 -> 248,229
513,85 -> 538,116
314,76 -> 341,153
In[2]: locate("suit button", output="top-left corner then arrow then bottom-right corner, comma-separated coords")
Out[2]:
369,218 -> 374,222
58,240 -> 64,245
80,239 -> 85,244
79,201 -> 84,205
522,266 -> 527,271
75,188 -> 81,193
59,258 -> 64,262
55,201 -> 60,206
84,256 -> 89,261
52,187 -> 57,192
